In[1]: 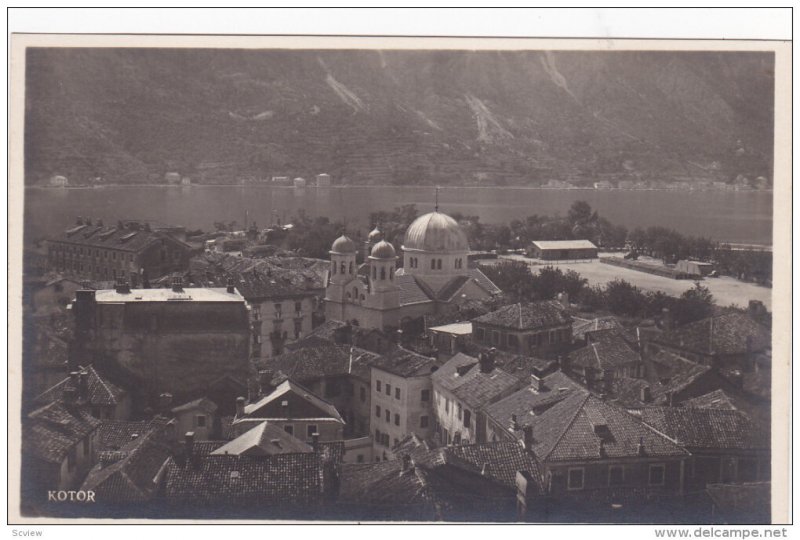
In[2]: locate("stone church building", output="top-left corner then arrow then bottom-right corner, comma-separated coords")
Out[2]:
324,208 -> 500,331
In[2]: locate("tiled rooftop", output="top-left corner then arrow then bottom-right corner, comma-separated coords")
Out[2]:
23,402 -> 102,464
639,407 -> 768,450
211,422 -> 313,456
244,380 -> 344,423
527,393 -> 689,462
652,313 -> 770,356
34,365 -> 127,408
472,301 -> 571,330
569,335 -> 641,371
371,347 -> 441,378
432,353 -> 523,410
94,287 -> 245,303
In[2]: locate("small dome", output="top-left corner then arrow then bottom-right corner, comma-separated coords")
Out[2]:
403,211 -> 469,252
330,235 -> 356,254
370,240 -> 397,259
367,226 -> 383,242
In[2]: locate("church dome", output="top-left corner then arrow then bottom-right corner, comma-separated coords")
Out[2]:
402,212 -> 469,252
370,240 -> 397,259
330,234 -> 357,254
367,226 -> 383,242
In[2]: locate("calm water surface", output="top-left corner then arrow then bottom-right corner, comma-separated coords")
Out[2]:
25,186 -> 773,245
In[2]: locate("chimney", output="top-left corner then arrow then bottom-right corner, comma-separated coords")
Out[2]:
63,386 -> 78,403
171,276 -> 184,293
640,385 -> 652,403
226,277 -> 236,294
522,424 -> 534,452
637,437 -> 646,456
661,308 -> 673,331
235,396 -> 246,418
158,393 -> 173,412
185,432 -> 195,457
78,370 -> 89,401
69,371 -> 80,388
311,432 -> 320,452
509,413 -> 520,432
531,371 -> 545,392
479,349 -> 496,373
401,454 -> 412,473
748,300 -> 765,319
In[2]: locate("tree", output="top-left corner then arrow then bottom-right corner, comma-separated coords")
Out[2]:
480,262 -> 538,302
531,266 -> 588,301
673,282 -> 715,325
567,200 -> 593,227
605,279 -> 646,316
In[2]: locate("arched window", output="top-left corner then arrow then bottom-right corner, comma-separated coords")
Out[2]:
349,262 -> 354,274
332,262 -> 336,275
372,266 -> 377,279
431,259 -> 436,270
389,269 -> 394,281
353,287 -> 358,299
340,262 -> 346,274
380,267 -> 386,280
437,259 -> 442,270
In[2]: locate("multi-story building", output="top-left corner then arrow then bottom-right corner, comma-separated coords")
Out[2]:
47,218 -> 194,285
369,348 -> 440,459
231,272 -> 317,359
471,300 -> 573,357
431,350 -> 526,446
71,280 -> 251,411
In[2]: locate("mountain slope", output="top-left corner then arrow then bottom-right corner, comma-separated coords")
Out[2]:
24,49 -> 774,186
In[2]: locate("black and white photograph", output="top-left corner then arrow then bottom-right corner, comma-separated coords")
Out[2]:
7,10 -> 792,529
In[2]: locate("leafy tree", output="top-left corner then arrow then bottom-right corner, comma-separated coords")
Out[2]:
479,262 -> 538,302
605,279 -> 646,316
531,266 -> 588,300
673,282 -> 715,325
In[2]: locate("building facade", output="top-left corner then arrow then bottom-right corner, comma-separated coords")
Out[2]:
527,240 -> 598,260
47,218 -> 194,285
471,300 -> 573,357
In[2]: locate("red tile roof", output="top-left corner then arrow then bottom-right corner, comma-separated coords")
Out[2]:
23,402 -> 102,464
639,407 -> 768,451
34,365 -> 127,408
653,313 -> 770,356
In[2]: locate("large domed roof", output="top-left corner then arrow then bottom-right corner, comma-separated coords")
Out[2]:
402,211 -> 469,252
370,240 -> 397,259
330,234 -> 357,254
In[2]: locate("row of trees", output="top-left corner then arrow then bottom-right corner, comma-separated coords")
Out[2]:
482,261 -> 716,325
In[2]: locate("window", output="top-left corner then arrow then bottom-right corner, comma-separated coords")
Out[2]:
340,262 -> 346,274
475,327 -> 485,342
349,262 -> 353,274
453,433 -> 461,445
307,425 -> 318,438
431,259 -> 436,270
395,387 -> 401,400
492,331 -> 500,345
375,429 -> 381,442
284,425 -> 294,436
372,266 -> 377,279
609,465 -> 624,486
357,454 -> 364,463
394,438 -> 399,448
385,410 -> 390,422
394,413 -> 400,426
274,303 -> 282,316
294,301 -> 302,313
332,262 -> 337,275
293,319 -> 302,339
360,386 -> 366,402
421,389 -> 430,402
386,383 -> 391,396
195,415 -> 206,428
380,268 -> 386,280
67,446 -> 77,472
463,409 -> 471,428
375,405 -> 381,418
508,334 -> 519,350
420,415 -> 429,428
648,464 -> 665,486
568,468 -> 585,490
376,380 -> 382,392
457,403 -> 463,420
82,438 -> 90,457
445,399 -> 450,413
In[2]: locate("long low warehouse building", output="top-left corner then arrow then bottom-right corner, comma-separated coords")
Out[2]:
527,239 -> 598,260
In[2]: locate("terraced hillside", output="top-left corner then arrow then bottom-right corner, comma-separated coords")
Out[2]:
24,48 -> 773,186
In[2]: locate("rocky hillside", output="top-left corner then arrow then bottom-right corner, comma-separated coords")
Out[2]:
24,48 -> 774,186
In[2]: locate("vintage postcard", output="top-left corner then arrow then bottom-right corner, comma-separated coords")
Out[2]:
8,33 -> 791,525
